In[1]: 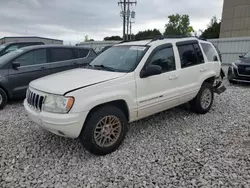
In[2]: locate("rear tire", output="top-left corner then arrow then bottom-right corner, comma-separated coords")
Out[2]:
79,105 -> 128,156
189,83 -> 214,114
0,88 -> 7,110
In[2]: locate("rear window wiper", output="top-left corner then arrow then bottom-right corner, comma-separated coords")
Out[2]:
92,64 -> 116,72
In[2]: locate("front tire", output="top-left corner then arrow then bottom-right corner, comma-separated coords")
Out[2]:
189,83 -> 214,114
0,88 -> 7,110
227,66 -> 236,84
228,79 -> 236,84
79,105 -> 128,156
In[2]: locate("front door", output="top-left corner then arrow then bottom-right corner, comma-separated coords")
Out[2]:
136,45 -> 180,118
8,49 -> 50,98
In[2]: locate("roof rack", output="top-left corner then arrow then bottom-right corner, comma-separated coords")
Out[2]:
150,35 -> 190,42
119,36 -> 154,44
119,35 -> 207,44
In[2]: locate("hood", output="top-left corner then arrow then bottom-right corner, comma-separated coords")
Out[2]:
30,68 -> 127,95
235,58 -> 250,65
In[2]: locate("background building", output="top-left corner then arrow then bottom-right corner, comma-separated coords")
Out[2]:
220,0 -> 250,38
0,36 -> 63,45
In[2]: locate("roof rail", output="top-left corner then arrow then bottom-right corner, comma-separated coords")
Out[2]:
198,37 -> 207,41
119,35 -> 207,44
150,35 -> 189,42
119,36 -> 154,44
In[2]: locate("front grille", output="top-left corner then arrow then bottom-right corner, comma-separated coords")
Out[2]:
237,65 -> 250,76
26,89 -> 45,111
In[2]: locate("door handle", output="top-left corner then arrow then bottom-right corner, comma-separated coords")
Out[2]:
40,67 -> 46,70
169,75 -> 178,80
200,68 -> 208,72
73,62 -> 77,65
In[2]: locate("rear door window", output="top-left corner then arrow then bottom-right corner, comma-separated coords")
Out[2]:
200,43 -> 219,62
50,48 -> 75,62
193,44 -> 204,63
177,44 -> 203,68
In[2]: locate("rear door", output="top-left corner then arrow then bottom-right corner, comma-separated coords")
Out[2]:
176,40 -> 206,104
8,48 -> 50,98
48,47 -> 78,74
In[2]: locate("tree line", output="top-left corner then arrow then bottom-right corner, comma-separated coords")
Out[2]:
85,14 -> 221,42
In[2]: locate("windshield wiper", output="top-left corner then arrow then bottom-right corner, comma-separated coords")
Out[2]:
92,64 -> 116,72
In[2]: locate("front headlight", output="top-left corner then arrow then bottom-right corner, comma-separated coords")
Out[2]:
43,94 -> 74,113
232,62 -> 238,69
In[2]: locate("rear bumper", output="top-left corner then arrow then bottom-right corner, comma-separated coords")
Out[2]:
24,99 -> 88,138
213,68 -> 227,94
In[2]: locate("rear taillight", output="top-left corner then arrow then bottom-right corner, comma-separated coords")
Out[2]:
219,54 -> 222,62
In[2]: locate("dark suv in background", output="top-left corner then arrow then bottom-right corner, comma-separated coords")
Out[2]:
0,41 -> 44,57
0,45 -> 97,109
228,50 -> 250,84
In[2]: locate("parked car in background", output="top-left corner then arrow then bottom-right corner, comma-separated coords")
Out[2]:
0,45 -> 97,109
0,41 -> 44,57
24,36 -> 226,156
228,50 -> 250,83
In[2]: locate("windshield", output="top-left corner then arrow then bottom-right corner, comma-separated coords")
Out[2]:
0,49 -> 24,66
89,45 -> 148,72
244,50 -> 250,58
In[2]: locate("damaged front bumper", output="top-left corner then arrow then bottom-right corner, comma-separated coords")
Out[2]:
213,68 -> 227,95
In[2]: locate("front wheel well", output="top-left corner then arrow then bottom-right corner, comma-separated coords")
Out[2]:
86,100 -> 130,122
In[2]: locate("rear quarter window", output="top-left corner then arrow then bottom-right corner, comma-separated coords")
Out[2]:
74,48 -> 90,58
200,43 -> 219,62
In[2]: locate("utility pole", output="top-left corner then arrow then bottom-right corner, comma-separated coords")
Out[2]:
118,0 -> 126,41
126,0 -> 130,41
118,0 -> 137,41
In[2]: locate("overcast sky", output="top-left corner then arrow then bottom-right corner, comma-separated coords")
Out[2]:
0,0 -> 224,44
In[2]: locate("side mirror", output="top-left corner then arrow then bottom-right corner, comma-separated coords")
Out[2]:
12,62 -> 20,69
239,55 -> 244,58
141,65 -> 162,78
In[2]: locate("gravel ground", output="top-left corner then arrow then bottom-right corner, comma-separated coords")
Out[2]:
1,76 -> 250,187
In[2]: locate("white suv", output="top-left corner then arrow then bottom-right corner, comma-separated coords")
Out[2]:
24,36 -> 226,155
